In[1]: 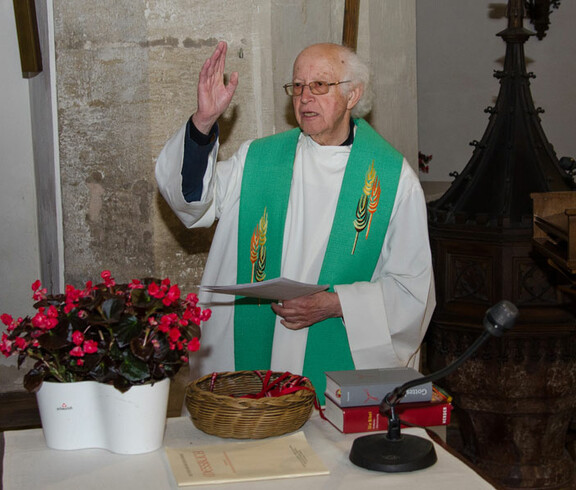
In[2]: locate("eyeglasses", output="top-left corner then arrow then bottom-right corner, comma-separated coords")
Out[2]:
283,80 -> 352,96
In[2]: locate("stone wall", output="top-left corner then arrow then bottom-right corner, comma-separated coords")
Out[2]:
54,0 -> 343,291
52,0 -> 417,291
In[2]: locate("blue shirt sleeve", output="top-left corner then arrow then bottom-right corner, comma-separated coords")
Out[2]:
181,119 -> 218,202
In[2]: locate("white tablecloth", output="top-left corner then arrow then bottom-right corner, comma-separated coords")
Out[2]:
3,414 -> 496,489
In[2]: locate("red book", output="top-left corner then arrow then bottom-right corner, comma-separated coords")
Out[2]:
323,395 -> 452,434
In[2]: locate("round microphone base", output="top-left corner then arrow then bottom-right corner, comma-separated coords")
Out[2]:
349,433 -> 437,473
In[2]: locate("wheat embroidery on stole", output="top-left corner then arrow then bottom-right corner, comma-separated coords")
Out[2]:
250,207 -> 268,283
352,160 -> 381,254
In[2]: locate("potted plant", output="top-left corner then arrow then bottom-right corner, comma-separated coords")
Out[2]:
0,270 -> 211,454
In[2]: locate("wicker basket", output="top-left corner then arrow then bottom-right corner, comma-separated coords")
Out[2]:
185,370 -> 316,439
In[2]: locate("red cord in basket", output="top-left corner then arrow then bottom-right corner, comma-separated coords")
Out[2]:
208,370 -> 326,414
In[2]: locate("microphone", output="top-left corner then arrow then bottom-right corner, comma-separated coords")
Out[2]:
349,300 -> 519,473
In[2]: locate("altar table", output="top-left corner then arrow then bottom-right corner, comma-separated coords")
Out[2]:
2,414 -> 497,489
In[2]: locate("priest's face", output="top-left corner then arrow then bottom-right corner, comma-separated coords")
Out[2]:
291,44 -> 362,146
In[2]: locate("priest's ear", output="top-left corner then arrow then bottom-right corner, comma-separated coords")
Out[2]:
345,84 -> 363,111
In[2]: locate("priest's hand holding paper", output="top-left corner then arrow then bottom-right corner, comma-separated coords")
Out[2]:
271,291 -> 343,330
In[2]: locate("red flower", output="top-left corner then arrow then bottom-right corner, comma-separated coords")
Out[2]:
0,333 -> 13,357
64,284 -> 83,313
100,270 -> 116,288
69,346 -> 84,357
31,309 -> 47,329
14,337 -> 28,350
148,282 -> 164,299
31,280 -> 47,301
72,330 -> 84,346
45,305 -> 59,329
65,284 -> 80,298
158,315 -> 173,333
9,318 -> 22,332
187,338 -> 200,352
83,340 -> 98,354
63,304 -> 74,314
185,293 -> 199,307
82,280 -> 96,296
128,279 -> 145,290
0,315 -> 20,333
168,327 -> 181,342
162,285 -> 181,306
1,314 -> 14,326
182,308 -> 193,321
201,310 -> 212,322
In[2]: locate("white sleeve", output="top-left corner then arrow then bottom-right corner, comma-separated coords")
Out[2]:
155,122 -> 251,229
335,159 -> 436,369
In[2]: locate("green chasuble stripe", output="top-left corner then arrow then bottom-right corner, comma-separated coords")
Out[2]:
235,128 -> 300,369
235,119 -> 402,404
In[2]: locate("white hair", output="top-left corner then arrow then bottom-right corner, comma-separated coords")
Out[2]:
339,46 -> 373,118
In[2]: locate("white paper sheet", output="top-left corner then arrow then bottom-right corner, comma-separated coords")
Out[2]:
200,277 -> 329,300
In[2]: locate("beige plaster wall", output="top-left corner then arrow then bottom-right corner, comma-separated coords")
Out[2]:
149,0 -> 276,292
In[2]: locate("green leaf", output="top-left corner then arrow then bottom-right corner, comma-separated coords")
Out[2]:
101,298 -> 125,323
129,288 -> 152,308
152,335 -> 170,361
154,361 -> 181,380
130,337 -> 154,362
17,350 -> 29,368
151,363 -> 167,379
37,330 -> 69,351
79,353 -> 101,372
118,353 -> 150,382
89,357 -> 117,383
182,322 -> 201,340
109,341 -> 123,361
23,369 -> 46,393
113,376 -> 131,393
113,316 -> 143,347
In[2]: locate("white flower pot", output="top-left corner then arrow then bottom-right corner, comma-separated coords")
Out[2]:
35,378 -> 170,454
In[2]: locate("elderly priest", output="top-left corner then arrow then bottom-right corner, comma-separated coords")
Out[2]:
155,41 -> 435,402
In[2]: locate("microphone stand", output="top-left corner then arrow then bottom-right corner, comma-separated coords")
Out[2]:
349,300 -> 519,473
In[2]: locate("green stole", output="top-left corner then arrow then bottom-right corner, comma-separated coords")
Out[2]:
234,119 -> 402,403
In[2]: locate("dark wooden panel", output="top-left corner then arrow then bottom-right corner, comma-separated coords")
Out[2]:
0,391 -> 41,431
342,0 -> 360,50
12,0 -> 43,78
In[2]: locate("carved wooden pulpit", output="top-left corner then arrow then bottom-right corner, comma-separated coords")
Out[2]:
426,1 -> 576,488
